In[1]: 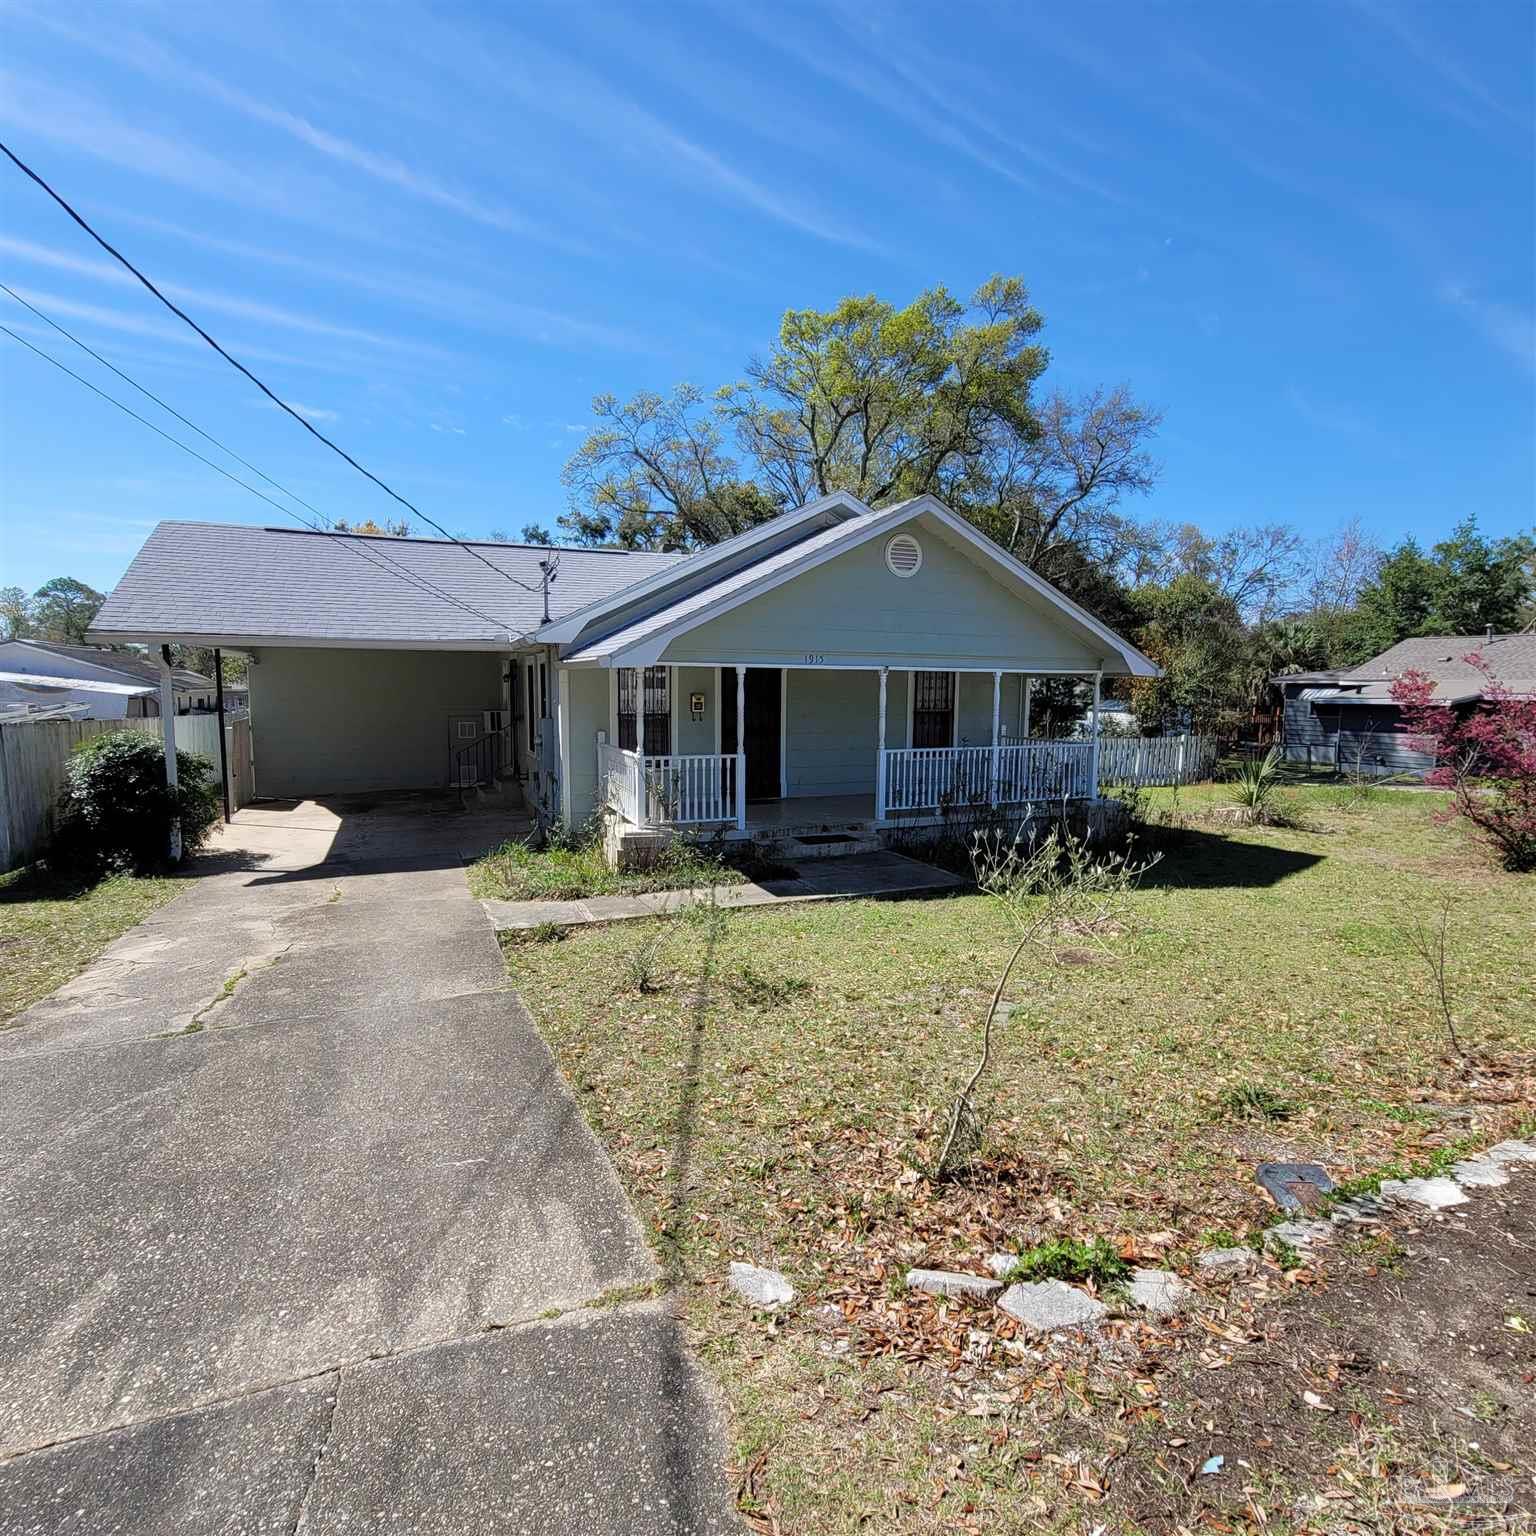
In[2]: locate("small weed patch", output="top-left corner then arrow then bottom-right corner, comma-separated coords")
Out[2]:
998,1235 -> 1131,1288
725,964 -> 811,1008
1220,1082 -> 1296,1121
469,831 -> 742,903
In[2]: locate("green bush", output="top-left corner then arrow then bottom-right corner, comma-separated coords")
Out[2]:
51,732 -> 221,875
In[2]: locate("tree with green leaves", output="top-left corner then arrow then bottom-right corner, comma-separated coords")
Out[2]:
1345,518 -> 1534,659
0,584 -> 32,640
29,577 -> 104,644
1127,575 -> 1249,736
559,276 -> 1163,571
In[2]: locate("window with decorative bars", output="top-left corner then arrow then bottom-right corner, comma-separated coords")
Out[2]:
617,667 -> 671,754
911,670 -> 955,748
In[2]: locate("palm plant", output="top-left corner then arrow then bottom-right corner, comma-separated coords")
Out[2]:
1228,746 -> 1284,824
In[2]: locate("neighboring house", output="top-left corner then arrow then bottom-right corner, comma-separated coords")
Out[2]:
88,493 -> 1158,850
0,639 -> 216,719
0,679 -> 93,723
1275,632 -> 1536,777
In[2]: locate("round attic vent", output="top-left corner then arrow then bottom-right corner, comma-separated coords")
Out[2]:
885,532 -> 923,577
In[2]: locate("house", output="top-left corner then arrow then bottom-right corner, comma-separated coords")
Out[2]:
1275,631 -> 1536,777
88,493 -> 1159,854
0,639 -> 216,719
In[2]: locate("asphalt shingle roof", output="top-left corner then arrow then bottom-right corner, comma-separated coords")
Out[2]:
89,522 -> 685,647
1282,633 -> 1536,703
6,639 -> 209,688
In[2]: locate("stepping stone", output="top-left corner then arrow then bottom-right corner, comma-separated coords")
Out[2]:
985,1252 -> 1017,1279
1255,1162 -> 1337,1213
1128,1267 -> 1191,1315
997,1279 -> 1107,1333
1379,1176 -> 1468,1210
727,1262 -> 795,1307
1198,1247 -> 1258,1278
905,1268 -> 1003,1302
1330,1194 -> 1391,1225
1488,1139 -> 1536,1164
1451,1158 -> 1510,1189
1265,1219 -> 1335,1252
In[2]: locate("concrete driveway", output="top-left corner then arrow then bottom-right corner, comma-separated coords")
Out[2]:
0,796 -> 737,1534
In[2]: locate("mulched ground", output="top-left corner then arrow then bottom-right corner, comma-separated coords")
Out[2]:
1104,1164 -> 1536,1533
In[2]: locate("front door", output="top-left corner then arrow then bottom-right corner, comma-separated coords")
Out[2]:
721,667 -> 782,800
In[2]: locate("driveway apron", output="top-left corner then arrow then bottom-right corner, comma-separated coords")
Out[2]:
0,799 -> 737,1534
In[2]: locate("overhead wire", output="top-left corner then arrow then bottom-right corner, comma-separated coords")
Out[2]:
0,320 -> 523,636
0,137 -> 544,597
0,282 -> 520,632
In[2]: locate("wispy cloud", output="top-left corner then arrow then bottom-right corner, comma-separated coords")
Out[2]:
0,235 -> 451,357
429,422 -> 466,436
257,398 -> 338,423
501,413 -> 526,430
24,19 -> 590,256
73,211 -> 659,355
1439,281 -> 1536,370
1348,0 -> 1528,137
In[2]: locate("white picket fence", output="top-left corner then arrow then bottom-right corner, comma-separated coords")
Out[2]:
1097,734 -> 1216,788
0,713 -> 253,872
599,740 -> 740,827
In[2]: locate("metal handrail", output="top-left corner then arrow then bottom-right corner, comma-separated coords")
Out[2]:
450,724 -> 513,805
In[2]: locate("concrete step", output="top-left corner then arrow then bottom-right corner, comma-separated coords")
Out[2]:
782,833 -> 884,860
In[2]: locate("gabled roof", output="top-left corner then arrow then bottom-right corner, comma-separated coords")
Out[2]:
562,494 -> 1160,676
88,522 -> 684,650
1278,633 -> 1536,704
2,638 -> 209,689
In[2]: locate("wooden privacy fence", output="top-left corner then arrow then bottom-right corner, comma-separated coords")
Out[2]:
0,713 -> 254,873
1097,733 -> 1216,788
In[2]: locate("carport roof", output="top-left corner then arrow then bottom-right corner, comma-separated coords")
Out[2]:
89,521 -> 685,650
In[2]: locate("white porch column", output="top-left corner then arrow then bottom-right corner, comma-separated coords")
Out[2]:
158,644 -> 181,862
1089,670 -> 1103,798
735,665 -> 747,831
990,669 -> 1002,806
1022,676 -> 1033,739
876,666 -> 889,821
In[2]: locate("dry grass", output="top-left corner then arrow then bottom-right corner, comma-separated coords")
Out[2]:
0,865 -> 180,1026
503,787 -> 1535,1533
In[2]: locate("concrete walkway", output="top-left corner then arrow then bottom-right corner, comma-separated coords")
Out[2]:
482,848 -> 967,931
0,796 -> 737,1534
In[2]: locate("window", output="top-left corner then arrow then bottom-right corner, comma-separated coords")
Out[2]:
911,670 -> 955,748
617,666 -> 671,755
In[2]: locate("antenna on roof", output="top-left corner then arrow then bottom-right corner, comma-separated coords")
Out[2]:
538,554 -> 561,625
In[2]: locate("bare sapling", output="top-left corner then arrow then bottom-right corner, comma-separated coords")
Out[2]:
933,817 -> 1161,1179
1405,892 -> 1465,1059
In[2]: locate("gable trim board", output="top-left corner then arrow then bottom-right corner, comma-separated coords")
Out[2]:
558,496 -> 1157,677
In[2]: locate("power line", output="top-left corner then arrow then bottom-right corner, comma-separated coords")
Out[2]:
0,138 -> 541,597
0,323 -> 519,635
0,282 -> 516,632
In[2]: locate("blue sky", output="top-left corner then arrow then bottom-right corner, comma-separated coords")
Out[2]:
0,0 -> 1532,597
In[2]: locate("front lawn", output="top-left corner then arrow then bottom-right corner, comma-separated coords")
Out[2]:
0,866 -> 181,1025
503,787 -> 1535,1532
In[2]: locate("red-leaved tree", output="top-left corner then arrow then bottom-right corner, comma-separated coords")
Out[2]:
1391,651 -> 1536,872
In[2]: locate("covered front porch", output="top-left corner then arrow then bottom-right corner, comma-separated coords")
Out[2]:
594,663 -> 1105,838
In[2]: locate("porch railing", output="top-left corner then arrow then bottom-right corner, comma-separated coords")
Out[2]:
881,741 -> 1096,813
599,740 -> 742,828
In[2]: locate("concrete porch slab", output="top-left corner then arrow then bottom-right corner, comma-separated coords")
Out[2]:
482,850 -> 967,931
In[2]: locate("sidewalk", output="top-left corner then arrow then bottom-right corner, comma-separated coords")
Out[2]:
480,848 -> 967,931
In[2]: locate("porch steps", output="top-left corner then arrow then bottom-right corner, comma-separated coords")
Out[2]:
774,827 -> 883,861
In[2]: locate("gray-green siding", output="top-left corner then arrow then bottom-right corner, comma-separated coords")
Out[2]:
250,648 -> 503,798
656,514 -> 1108,672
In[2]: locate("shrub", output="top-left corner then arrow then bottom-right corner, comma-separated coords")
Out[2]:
1227,747 -> 1283,825
1220,1082 -> 1295,1121
51,731 -> 220,875
1391,655 -> 1536,872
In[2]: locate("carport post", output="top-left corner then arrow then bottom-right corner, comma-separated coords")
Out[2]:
213,647 -> 232,824
1089,670 -> 1103,799
159,644 -> 182,862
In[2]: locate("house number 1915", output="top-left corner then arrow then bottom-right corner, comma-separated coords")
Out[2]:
803,652 -> 826,664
